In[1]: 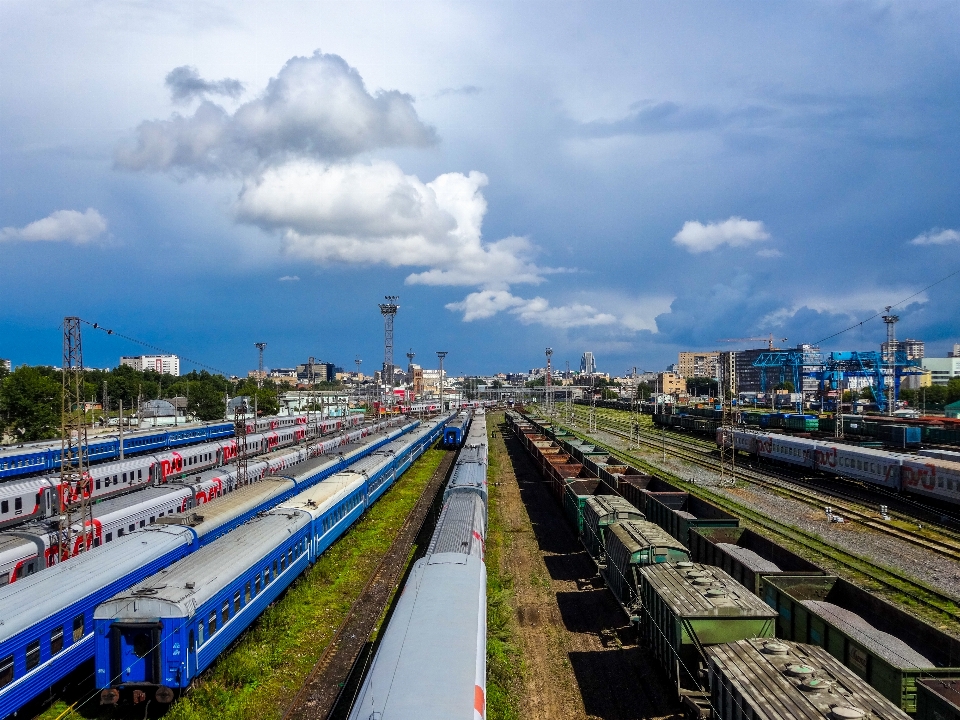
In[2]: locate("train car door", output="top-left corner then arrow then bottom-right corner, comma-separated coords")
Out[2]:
111,623 -> 161,685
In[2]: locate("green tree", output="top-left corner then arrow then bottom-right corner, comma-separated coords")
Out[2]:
774,381 -> 795,392
859,386 -> 875,401
636,381 -> 652,400
188,381 -> 228,421
0,366 -> 62,441
948,377 -> 960,404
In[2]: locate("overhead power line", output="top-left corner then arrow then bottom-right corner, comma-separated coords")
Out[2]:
812,265 -> 960,346
80,318 -> 230,376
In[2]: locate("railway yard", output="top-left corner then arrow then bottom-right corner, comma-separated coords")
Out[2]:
6,405 -> 960,719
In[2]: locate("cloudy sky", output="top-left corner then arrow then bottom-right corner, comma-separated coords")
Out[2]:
1,1 -> 958,376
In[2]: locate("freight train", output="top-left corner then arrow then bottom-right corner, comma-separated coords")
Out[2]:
348,409 -> 488,720
0,420 -> 392,585
717,427 -> 960,506
0,417 -> 442,719
90,418 -> 447,708
508,411 -> 936,718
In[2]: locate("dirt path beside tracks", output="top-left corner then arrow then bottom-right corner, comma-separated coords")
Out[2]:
488,414 -> 682,720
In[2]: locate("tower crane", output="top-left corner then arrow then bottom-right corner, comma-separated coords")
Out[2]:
717,334 -> 788,351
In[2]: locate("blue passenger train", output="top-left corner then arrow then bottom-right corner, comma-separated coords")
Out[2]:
0,418 -> 438,719
92,418 -> 448,706
442,410 -> 472,449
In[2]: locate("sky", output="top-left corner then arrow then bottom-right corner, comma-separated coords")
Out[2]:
1,1 -> 959,378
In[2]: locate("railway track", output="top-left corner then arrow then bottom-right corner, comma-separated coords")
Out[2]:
571,406 -> 960,563
531,410 -> 960,631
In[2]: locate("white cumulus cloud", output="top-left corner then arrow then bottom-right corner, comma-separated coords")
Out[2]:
116,51 -> 436,175
236,160 -> 545,288
673,216 -> 770,253
910,228 -> 960,245
446,290 -> 617,327
278,275 -> 300,282
0,208 -> 107,244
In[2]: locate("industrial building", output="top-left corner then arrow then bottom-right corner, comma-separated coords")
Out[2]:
120,354 -> 180,376
922,356 -> 960,385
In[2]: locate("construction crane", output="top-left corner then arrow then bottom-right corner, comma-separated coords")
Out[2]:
717,334 -> 788,351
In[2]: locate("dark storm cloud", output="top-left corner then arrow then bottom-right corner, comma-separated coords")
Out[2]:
165,65 -> 245,103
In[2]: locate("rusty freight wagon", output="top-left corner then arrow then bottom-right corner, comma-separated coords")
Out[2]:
581,495 -> 645,567
706,639 -> 910,720
603,521 -> 689,621
639,562 -> 777,717
689,526 -> 825,595
761,575 -> 960,713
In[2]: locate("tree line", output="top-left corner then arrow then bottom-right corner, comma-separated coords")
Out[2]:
0,363 -> 300,442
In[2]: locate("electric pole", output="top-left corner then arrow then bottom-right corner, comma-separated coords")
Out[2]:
59,317 -> 93,561
254,342 -> 267,418
437,351 -> 448,413
545,347 -> 553,417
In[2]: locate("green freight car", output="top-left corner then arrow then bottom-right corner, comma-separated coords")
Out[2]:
581,495 -> 645,567
603,520 -> 689,621
761,575 -> 960,713
639,562 -> 777,716
644,491 -> 739,546
707,639 -> 910,720
917,678 -> 960,720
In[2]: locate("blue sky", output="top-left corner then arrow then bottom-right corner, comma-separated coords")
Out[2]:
1,1 -> 958,377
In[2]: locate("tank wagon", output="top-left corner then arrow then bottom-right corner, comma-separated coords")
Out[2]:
603,520 -> 689,620
639,561 -> 778,716
581,495 -> 645,567
93,417 -> 448,707
707,639 -> 909,720
0,418 -> 444,718
348,411 -> 488,720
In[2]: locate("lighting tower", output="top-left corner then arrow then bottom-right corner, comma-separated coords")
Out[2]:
437,351 -> 448,413
545,347 -> 553,416
379,296 -> 400,389
58,317 -> 93,561
882,306 -> 900,417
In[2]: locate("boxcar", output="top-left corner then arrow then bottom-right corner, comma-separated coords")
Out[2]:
760,575 -> 960,713
688,526 -> 825,595
603,521 -> 689,621
707,639 -> 910,720
639,562 -> 777,715
581,495 -> 644,567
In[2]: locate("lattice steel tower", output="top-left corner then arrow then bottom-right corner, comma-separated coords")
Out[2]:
882,306 -> 899,417
255,342 -> 267,387
58,317 -> 94,561
545,347 -> 553,416
379,296 -> 400,387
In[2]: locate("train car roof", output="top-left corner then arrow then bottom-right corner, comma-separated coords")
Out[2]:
0,526 -> 195,642
0,477 -> 53,497
608,520 -> 684,554
446,461 -> 487,494
348,555 -> 485,720
274,474 -> 365,518
154,478 -> 294,537
584,495 -> 644,519
640,561 -> 778,618
95,510 -> 310,621
707,638 -> 910,719
89,485 -> 190,515
427,493 -> 486,556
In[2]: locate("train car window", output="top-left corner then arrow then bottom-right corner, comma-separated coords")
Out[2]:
0,655 -> 13,688
73,614 -> 84,642
189,630 -> 195,655
95,479 -> 101,490
254,575 -> 261,595
113,475 -> 118,485
51,626 -> 64,655
14,498 -> 22,511
93,537 -> 101,548
139,520 -> 146,528
288,549 -> 293,565
1,501 -> 7,513
118,529 -> 125,537
222,601 -> 229,626
234,591 -> 241,613
245,582 -> 251,604
123,473 -> 127,483
280,554 -> 286,571
106,532 -> 113,542
138,469 -> 142,479
0,572 -> 8,586
209,611 -> 217,634
198,621 -> 204,645
272,559 -> 278,579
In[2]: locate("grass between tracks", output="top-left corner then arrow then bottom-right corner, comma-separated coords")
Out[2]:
485,415 -> 523,720
41,446 -> 447,720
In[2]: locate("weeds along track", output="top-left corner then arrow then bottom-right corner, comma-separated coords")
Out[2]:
540,410 -> 960,632
570,406 -> 960,562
